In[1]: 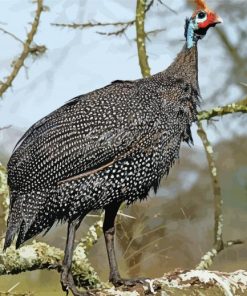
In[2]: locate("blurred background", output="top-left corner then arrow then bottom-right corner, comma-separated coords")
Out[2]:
0,0 -> 246,295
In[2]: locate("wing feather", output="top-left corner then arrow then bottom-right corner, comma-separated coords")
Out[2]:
8,81 -> 154,189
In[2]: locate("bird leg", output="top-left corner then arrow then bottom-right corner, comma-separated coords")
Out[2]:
103,202 -> 148,287
60,220 -> 85,296
103,202 -> 122,285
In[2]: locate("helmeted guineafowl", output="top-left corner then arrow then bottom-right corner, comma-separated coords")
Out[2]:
4,0 -> 222,294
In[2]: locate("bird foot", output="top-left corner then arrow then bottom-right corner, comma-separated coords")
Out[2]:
60,267 -> 70,293
111,277 -> 150,287
60,268 -> 88,296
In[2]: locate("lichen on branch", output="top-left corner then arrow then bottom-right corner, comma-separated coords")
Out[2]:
196,122 -> 244,270
0,239 -> 102,289
198,99 -> 247,121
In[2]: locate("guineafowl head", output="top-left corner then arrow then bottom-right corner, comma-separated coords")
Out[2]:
185,0 -> 223,48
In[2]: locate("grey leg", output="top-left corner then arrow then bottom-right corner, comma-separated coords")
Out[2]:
103,202 -> 122,284
61,221 -> 88,296
103,202 -> 149,287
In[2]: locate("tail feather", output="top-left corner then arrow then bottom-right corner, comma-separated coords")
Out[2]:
4,190 -> 58,250
3,193 -> 24,250
16,211 -> 56,248
3,224 -> 20,251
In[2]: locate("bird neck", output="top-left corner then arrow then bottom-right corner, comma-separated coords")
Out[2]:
185,18 -> 199,49
161,17 -> 199,88
165,44 -> 199,91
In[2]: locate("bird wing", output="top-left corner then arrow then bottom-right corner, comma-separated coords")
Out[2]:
8,80 -> 161,190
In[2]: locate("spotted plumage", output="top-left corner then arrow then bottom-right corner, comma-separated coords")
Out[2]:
5,60 -> 199,247
4,1 -> 222,292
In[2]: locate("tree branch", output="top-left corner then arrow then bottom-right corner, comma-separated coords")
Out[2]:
80,270 -> 247,295
197,122 -> 223,249
0,239 -> 103,289
135,0 -> 151,77
197,99 -> 247,121
51,20 -> 135,30
51,0 -> 169,39
0,0 -> 44,98
0,28 -> 24,44
196,122 -> 244,270
196,240 -> 244,271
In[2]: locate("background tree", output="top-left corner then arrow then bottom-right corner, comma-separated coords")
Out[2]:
0,0 -> 246,295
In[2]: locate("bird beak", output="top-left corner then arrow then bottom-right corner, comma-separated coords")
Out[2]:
215,15 -> 223,24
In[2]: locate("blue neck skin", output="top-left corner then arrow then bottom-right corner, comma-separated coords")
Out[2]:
186,19 -> 199,49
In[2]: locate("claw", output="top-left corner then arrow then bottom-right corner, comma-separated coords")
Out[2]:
111,277 -> 150,287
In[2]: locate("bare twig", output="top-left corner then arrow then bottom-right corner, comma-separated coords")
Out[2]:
0,125 -> 11,132
52,20 -> 136,38
198,98 -> 247,121
196,122 -> 244,270
51,20 -> 135,30
145,28 -> 166,38
145,0 -> 155,13
0,28 -> 23,44
0,27 -> 46,57
0,0 -> 44,98
51,1 -> 167,39
160,2 -> 178,14
96,22 -> 134,37
136,0 -> 151,77
197,122 -> 223,249
196,239 -> 244,270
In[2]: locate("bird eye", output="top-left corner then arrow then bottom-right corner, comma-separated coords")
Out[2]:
198,11 -> 206,19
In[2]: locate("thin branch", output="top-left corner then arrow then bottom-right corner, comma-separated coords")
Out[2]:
0,125 -> 11,132
0,28 -> 23,44
198,99 -> 247,121
0,0 -> 44,98
96,22 -> 134,37
196,122 -> 244,270
145,28 -> 166,38
51,20 -> 136,39
51,20 -> 135,30
135,0 -> 151,77
145,0 -> 154,13
160,2 -> 178,14
197,122 -> 223,249
0,28 -> 46,57
50,0 -> 158,32
51,1 -> 167,39
196,240 -> 244,270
